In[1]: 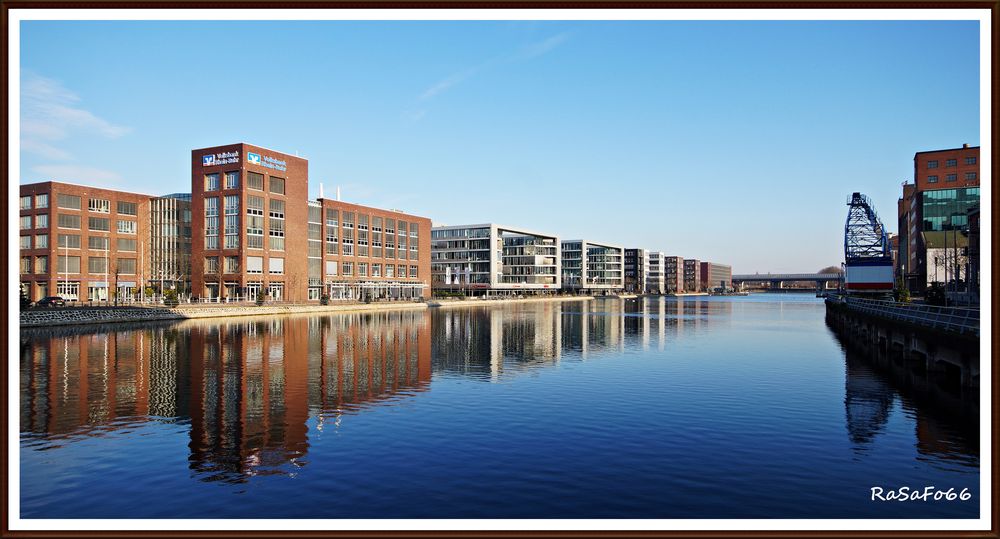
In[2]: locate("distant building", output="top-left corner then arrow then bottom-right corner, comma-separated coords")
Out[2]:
149,194 -> 193,295
897,144 -> 980,293
664,256 -> 684,293
683,258 -> 702,293
646,251 -> 666,295
561,240 -> 625,294
431,224 -> 560,296
699,262 -> 732,292
624,248 -> 649,294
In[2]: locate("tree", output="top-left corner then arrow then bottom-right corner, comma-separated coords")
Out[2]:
818,265 -> 844,275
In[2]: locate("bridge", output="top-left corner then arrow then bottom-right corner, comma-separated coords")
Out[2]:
732,273 -> 841,290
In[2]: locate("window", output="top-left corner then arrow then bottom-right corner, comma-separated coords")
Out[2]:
56,282 -> 79,300
247,195 -> 264,249
269,199 -> 285,250
204,256 -> 220,274
269,176 -> 285,195
57,234 -> 81,249
21,257 -> 32,274
410,223 -> 419,237
88,216 -> 110,232
965,172 -> 977,180
946,174 -> 957,182
88,236 -> 110,250
358,215 -> 369,231
372,264 -> 381,278
205,197 -> 219,250
410,266 -> 418,278
225,195 -> 240,249
117,220 -> 137,234
372,217 -> 382,233
326,209 -> 339,227
247,172 -> 264,190
88,257 -> 108,274
35,234 -> 48,249
343,212 -> 354,229
118,258 -> 137,275
965,157 -> 977,165
269,257 -> 284,274
88,198 -> 110,213
36,194 -> 49,208
386,265 -> 394,278
20,236 -> 31,249
927,175 -> 939,184
35,214 -> 48,229
20,216 -> 31,230
308,204 -> 322,224
57,213 -> 81,229
224,256 -> 240,274
57,255 -> 81,273
325,261 -> 338,276
118,238 -> 137,251
205,173 -> 220,191
358,263 -> 368,277
927,160 -> 938,169
342,262 -> 353,276
946,159 -> 957,167
117,201 -> 138,216
246,256 -> 264,274
225,171 -> 240,189
326,214 -> 339,254
35,256 -> 48,273
57,194 -> 81,210
20,196 -> 31,210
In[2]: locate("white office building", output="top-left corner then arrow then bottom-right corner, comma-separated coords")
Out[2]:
561,240 -> 625,294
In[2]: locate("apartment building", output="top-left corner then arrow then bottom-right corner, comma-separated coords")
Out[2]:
683,258 -> 702,293
646,251 -> 666,295
19,182 -> 152,302
561,240 -> 625,294
624,248 -> 649,294
700,262 -> 732,292
316,198 -> 431,301
664,255 -> 684,293
431,224 -> 560,295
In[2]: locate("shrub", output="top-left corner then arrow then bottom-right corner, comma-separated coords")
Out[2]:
163,289 -> 180,307
925,282 -> 946,306
256,292 -> 266,306
320,294 -> 330,306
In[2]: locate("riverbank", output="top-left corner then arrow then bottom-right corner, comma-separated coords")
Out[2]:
20,295 -> 600,328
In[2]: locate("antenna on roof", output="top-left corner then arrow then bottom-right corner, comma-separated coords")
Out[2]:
337,186 -> 341,201
319,183 -> 324,199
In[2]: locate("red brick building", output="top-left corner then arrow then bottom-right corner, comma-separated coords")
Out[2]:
191,143 -> 309,302
19,182 -> 151,302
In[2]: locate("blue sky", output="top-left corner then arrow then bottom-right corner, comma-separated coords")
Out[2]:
19,19 -> 981,273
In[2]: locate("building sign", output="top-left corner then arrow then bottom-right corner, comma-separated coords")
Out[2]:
247,152 -> 287,172
203,151 -> 240,167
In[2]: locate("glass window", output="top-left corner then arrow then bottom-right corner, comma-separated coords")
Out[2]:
342,262 -> 353,276
386,265 -> 394,278
308,205 -> 322,223
56,282 -> 79,300
965,157 -> 977,165
57,194 -> 81,210
36,194 -> 49,208
88,257 -> 108,274
118,238 -> 137,251
372,264 -> 381,277
205,173 -> 219,191
20,235 -> 31,249
325,261 -> 338,275
225,171 -> 240,189
204,256 -> 220,274
20,216 -> 32,230
35,256 -> 48,273
927,175 -> 938,183
118,258 -> 137,274
57,255 -> 81,273
246,256 -> 264,274
269,257 -> 284,274
35,214 -> 48,229
57,213 -> 81,229
21,257 -> 32,274
20,196 -> 32,210
946,174 -> 957,182
117,201 -> 138,216
926,160 -> 938,169
88,216 -> 110,232
224,256 -> 240,274
358,263 -> 368,277
247,172 -> 264,190
269,177 -> 285,195
117,220 -> 137,234
965,172 -> 977,180
58,234 -> 81,248
35,234 -> 48,249
88,236 -> 110,250
945,159 -> 957,167
88,198 -> 110,213
410,266 -> 418,278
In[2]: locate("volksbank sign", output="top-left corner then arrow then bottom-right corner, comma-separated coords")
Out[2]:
202,151 -> 240,167
247,152 -> 287,172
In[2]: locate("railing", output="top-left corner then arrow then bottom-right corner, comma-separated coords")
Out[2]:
835,296 -> 979,337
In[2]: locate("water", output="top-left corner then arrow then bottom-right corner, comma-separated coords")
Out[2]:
18,294 -> 979,519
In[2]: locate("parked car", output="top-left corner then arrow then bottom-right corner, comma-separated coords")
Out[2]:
36,296 -> 66,307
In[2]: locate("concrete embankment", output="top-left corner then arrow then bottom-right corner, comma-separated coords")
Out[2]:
20,295 -> 600,328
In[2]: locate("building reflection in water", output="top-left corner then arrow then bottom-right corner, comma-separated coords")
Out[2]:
19,311 -> 431,483
833,326 -> 978,467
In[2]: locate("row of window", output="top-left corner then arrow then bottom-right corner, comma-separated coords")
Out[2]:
41,213 -> 138,234
204,172 -> 285,194
927,172 -> 976,183
323,261 -> 419,278
19,194 -> 49,210
28,193 -> 140,215
927,157 -> 976,168
20,255 -> 137,275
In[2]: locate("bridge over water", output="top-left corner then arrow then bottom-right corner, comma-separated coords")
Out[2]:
732,273 -> 841,289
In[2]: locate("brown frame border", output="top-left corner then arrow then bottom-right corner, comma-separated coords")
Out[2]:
2,2 -> 996,537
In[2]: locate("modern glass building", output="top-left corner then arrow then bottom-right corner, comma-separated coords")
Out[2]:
646,252 -> 666,295
149,194 -> 193,295
561,240 -> 625,294
431,224 -> 560,296
624,248 -> 649,294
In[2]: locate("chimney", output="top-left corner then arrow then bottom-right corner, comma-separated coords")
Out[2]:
963,143 -> 969,148
336,186 -> 341,201
319,183 -> 324,199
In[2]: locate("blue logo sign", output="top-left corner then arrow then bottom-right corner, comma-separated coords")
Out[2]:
202,154 -> 215,166
247,152 -> 261,165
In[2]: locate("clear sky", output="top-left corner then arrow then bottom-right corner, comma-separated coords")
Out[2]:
18,19 -> 981,273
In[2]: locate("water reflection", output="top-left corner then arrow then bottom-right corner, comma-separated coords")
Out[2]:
20,297 -> 977,504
